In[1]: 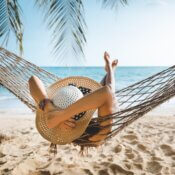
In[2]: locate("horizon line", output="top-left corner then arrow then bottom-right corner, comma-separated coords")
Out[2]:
40,65 -> 169,67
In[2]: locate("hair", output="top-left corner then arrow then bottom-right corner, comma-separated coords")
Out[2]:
49,143 -> 57,156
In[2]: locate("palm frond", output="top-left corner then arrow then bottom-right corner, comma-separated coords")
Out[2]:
99,0 -> 128,10
0,0 -> 23,55
34,0 -> 49,9
36,0 -> 86,63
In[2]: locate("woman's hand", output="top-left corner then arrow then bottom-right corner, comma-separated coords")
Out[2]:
45,110 -> 76,129
59,118 -> 76,130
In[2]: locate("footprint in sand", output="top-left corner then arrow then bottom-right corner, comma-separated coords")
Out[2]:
124,163 -> 132,170
101,162 -> 110,167
126,130 -> 134,134
98,169 -> 109,175
137,144 -> 149,153
0,160 -> 7,165
107,157 -> 113,161
125,153 -> 135,159
56,157 -> 62,162
133,163 -> 143,170
30,171 -> 51,175
19,144 -> 27,149
83,169 -> 93,175
21,130 -> 30,135
40,142 -> 50,146
168,135 -> 174,143
160,144 -> 175,156
125,148 -> 132,154
0,134 -> 9,144
109,164 -> 134,175
113,144 -> 122,153
133,153 -> 143,163
125,147 -> 135,158
130,140 -> 138,145
1,168 -> 11,175
0,151 -> 6,158
151,156 -> 163,162
98,162 -> 134,175
122,134 -> 138,141
146,161 -> 162,174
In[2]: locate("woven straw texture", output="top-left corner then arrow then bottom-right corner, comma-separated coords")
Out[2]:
36,77 -> 101,144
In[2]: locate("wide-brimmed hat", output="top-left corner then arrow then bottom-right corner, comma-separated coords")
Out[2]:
36,76 -> 101,145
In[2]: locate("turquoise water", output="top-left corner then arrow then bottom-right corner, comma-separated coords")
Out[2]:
0,66 -> 167,112
43,66 -> 166,90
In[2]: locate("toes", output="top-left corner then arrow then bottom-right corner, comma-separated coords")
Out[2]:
112,59 -> 118,67
113,59 -> 118,64
104,51 -> 110,57
104,51 -> 110,61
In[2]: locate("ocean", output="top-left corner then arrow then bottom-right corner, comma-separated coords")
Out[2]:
0,66 -> 169,114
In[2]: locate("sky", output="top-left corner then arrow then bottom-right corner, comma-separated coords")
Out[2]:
3,0 -> 175,66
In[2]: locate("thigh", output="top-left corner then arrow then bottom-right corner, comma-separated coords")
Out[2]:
87,92 -> 118,144
98,91 -> 118,121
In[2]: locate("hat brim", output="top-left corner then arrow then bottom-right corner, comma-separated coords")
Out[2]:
36,76 -> 102,145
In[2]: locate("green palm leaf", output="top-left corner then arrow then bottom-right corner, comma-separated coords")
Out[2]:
0,0 -> 127,61
100,0 -> 128,9
35,0 -> 49,8
36,0 -> 127,62
0,0 -> 23,55
36,0 -> 86,62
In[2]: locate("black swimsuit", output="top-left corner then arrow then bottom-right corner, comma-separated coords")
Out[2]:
73,119 -> 101,146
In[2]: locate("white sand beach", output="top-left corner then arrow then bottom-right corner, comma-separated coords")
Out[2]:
0,105 -> 175,175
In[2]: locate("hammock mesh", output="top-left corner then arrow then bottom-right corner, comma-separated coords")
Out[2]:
0,47 -> 175,146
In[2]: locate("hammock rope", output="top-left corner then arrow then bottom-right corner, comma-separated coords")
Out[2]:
0,47 -> 175,146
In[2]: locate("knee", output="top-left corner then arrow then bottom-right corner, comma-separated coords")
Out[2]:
103,85 -> 113,95
103,85 -> 114,100
28,76 -> 38,84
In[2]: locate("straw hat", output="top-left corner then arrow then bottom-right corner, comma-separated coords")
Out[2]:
36,76 -> 101,145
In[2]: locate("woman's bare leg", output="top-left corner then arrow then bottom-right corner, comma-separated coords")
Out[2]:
100,53 -> 118,88
101,52 -> 118,89
89,52 -> 118,143
47,52 -> 118,144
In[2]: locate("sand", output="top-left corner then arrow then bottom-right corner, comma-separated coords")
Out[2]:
0,107 -> 175,175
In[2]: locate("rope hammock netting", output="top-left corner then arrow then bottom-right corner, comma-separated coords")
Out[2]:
0,47 -> 175,147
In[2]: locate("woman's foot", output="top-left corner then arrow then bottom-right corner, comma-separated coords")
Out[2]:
104,52 -> 112,72
104,52 -> 118,72
112,59 -> 118,70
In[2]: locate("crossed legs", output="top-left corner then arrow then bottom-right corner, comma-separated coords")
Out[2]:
88,52 -> 118,143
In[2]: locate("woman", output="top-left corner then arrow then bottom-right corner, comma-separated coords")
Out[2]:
29,52 -> 118,146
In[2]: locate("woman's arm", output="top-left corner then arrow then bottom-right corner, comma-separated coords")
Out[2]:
28,76 -> 55,112
46,86 -> 112,128
29,76 -> 48,104
28,76 -> 76,129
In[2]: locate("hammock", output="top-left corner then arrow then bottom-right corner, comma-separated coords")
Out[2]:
0,47 -> 175,147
